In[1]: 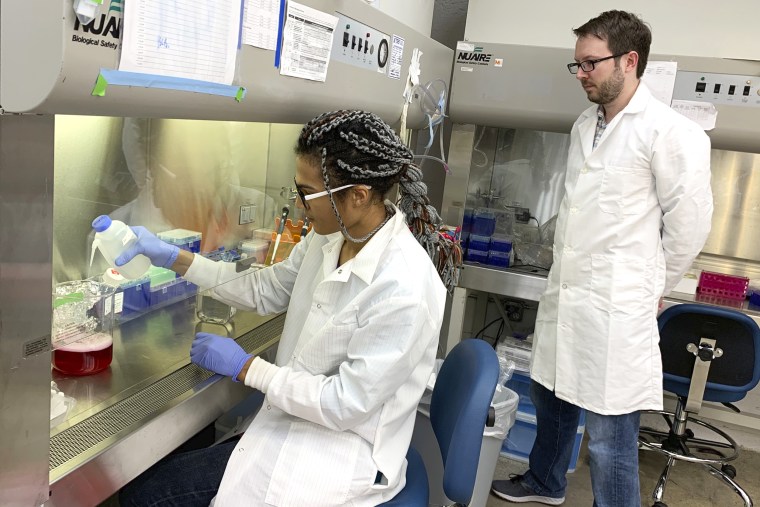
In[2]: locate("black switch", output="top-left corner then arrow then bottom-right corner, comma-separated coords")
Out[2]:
342,32 -> 349,47
364,41 -> 369,54
358,38 -> 363,52
728,85 -> 736,95
744,85 -> 751,96
351,35 -> 356,50
713,84 -> 721,93
695,82 -> 706,93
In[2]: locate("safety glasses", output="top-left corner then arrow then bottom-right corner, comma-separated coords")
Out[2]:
293,178 -> 371,209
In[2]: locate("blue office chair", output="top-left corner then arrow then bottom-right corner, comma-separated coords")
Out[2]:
639,304 -> 760,507
381,338 -> 501,506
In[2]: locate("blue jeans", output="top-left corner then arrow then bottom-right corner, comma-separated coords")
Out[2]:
522,380 -> 641,507
119,438 -> 238,507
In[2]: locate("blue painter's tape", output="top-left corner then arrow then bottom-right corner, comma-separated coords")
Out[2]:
99,69 -> 245,99
237,0 -> 244,49
274,0 -> 286,68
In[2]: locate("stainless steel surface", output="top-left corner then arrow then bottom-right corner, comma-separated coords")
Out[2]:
0,115 -> 55,507
48,369 -> 250,507
48,308 -> 284,507
440,124 -> 475,227
1,1 -> 451,129
458,264 -> 549,303
449,42 -> 760,153
702,150 -> 760,263
51,299 -> 275,425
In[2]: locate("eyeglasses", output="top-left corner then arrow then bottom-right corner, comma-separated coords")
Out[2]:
567,53 -> 628,74
293,178 -> 371,209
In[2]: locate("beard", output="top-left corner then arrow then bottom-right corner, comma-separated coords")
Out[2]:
585,67 -> 625,105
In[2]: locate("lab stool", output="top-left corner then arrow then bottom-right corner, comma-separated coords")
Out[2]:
638,304 -> 760,507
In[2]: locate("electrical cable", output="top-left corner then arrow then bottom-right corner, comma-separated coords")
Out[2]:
474,317 -> 504,342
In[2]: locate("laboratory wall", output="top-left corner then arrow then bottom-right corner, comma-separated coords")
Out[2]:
53,117 -> 305,284
464,0 -> 760,60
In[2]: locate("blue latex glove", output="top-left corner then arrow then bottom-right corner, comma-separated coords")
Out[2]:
115,226 -> 180,269
190,332 -> 253,381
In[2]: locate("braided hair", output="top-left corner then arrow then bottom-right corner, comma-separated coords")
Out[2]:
296,110 -> 461,291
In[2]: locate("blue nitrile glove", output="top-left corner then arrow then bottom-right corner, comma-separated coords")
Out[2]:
190,332 -> 253,381
115,226 -> 180,269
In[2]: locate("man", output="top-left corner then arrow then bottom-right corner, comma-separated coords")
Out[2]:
491,10 -> 713,507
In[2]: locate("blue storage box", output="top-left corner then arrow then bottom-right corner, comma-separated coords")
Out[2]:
157,228 -> 202,253
505,372 -> 535,416
487,251 -> 510,268
469,234 -> 491,251
501,411 -> 585,473
472,210 -> 496,236
119,276 -> 151,315
490,235 -> 513,253
465,249 -> 489,264
463,209 -> 474,234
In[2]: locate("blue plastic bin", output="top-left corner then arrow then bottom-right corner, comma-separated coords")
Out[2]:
490,235 -> 513,253
487,251 -> 510,268
472,210 -> 496,236
466,249 -> 489,264
468,234 -> 491,251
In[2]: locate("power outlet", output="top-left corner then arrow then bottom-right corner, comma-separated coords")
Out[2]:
513,207 -> 531,223
239,204 -> 256,225
505,303 -> 523,322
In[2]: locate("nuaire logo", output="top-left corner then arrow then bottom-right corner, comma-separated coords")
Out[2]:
457,47 -> 492,64
73,0 -> 123,39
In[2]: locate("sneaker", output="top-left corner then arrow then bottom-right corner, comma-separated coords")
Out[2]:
491,474 -> 565,505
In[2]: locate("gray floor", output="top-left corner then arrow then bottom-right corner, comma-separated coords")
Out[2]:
487,441 -> 760,507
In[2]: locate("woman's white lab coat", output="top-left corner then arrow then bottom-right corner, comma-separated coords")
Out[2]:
184,206 -> 446,506
531,84 -> 713,415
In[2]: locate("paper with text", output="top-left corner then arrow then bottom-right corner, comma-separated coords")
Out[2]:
279,2 -> 338,82
671,100 -> 718,130
119,0 -> 242,85
242,0 -> 282,50
389,35 -> 404,80
642,61 -> 677,106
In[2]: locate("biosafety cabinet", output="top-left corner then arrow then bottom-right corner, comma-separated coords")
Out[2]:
443,2 -> 760,442
0,1 -> 451,504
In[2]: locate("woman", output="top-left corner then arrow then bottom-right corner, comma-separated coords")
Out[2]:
118,110 -> 460,506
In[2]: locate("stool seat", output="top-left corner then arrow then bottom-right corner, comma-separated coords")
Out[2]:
379,448 -> 428,507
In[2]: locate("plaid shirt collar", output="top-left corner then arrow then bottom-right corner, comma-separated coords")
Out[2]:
593,105 -> 608,150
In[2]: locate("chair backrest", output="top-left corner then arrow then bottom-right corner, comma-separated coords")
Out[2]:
429,338 -> 500,505
658,304 -> 760,402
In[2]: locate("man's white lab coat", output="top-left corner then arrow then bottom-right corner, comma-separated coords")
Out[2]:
531,83 -> 713,415
185,206 -> 446,506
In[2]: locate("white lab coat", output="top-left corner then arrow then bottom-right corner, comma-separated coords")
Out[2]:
184,205 -> 446,506
531,83 -> 713,415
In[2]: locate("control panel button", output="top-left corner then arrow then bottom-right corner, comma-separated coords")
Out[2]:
728,85 -> 736,95
695,82 -> 706,93
713,84 -> 721,94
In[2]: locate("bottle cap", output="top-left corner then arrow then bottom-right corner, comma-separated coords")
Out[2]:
92,215 -> 112,232
102,268 -> 125,287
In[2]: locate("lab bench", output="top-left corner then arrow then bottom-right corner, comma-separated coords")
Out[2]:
442,263 -> 760,433
47,299 -> 284,507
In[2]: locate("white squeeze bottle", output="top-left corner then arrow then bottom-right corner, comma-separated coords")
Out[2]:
90,215 -> 151,279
